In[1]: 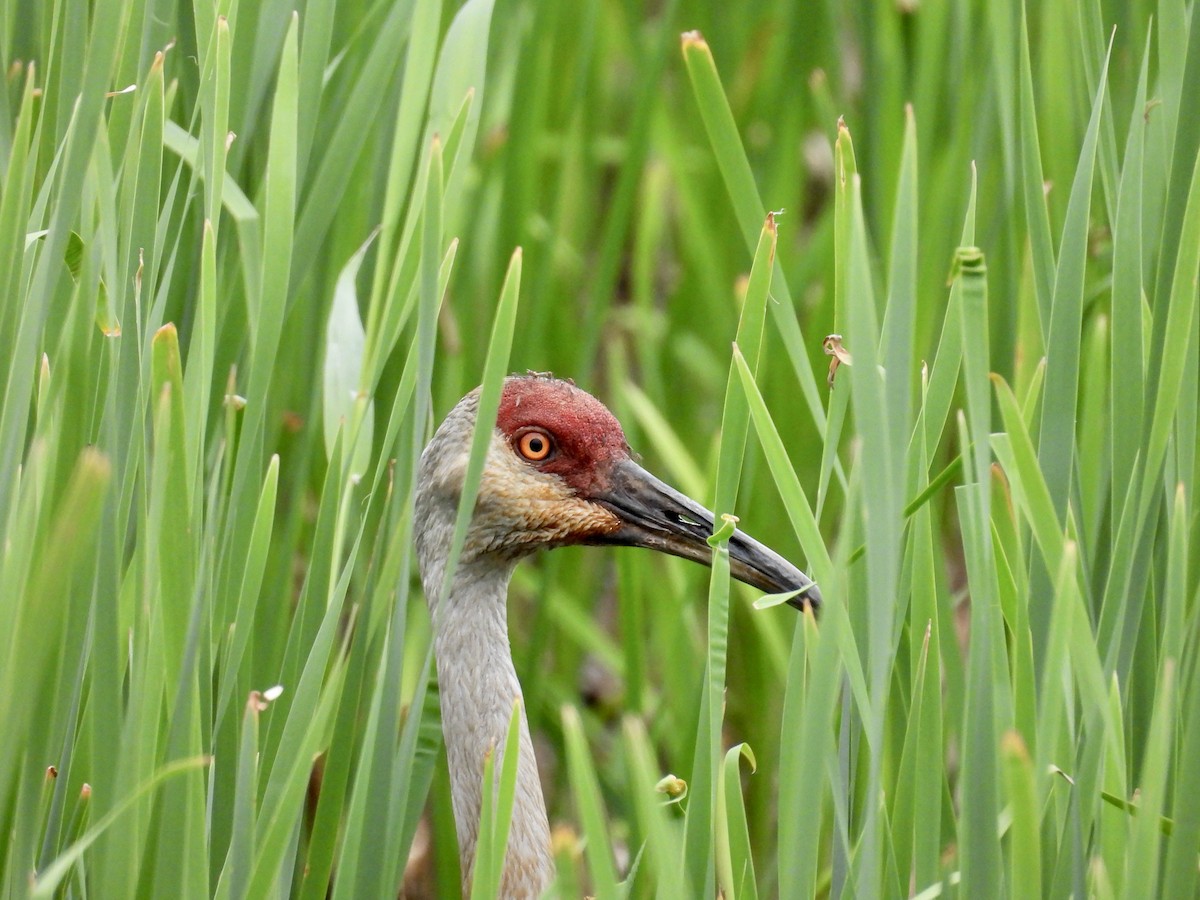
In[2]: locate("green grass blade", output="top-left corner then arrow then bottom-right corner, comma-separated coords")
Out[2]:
1036,32 -> 1112,520
880,106 -> 918,453
715,743 -> 758,900
681,212 -> 777,890
213,456 -> 280,728
222,692 -> 265,900
1108,31 -> 1151,494
1138,149 -> 1200,510
437,247 -> 522,602
323,232 -> 378,480
1001,731 -> 1042,898
33,757 -> 211,898
1124,662 -> 1176,898
680,30 -> 828,441
470,700 -> 524,898
563,705 -> 621,897
622,717 -> 688,899
1017,0 -> 1056,334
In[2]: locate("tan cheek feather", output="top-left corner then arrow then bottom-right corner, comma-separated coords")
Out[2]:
476,437 -> 622,549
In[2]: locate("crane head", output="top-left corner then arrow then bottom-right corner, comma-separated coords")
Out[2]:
418,375 -> 820,610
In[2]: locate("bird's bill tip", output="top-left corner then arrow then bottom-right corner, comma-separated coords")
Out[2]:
589,459 -> 820,611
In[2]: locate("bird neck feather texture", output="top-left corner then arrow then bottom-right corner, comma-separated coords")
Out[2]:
429,564 -> 555,898
414,405 -> 555,897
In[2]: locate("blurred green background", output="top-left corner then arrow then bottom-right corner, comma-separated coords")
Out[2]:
2,0 -> 1198,896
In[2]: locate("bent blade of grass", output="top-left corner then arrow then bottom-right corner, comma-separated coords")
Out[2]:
161,119 -> 263,304
33,757 -> 212,898
161,119 -> 259,223
956,248 -> 990,503
716,743 -> 758,900
956,242 -> 1009,830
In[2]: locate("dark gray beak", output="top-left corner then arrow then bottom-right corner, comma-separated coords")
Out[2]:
588,459 -> 820,611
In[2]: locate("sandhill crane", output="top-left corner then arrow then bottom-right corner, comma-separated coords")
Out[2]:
415,374 -> 819,898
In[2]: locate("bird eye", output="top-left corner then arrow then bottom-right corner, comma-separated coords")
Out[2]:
517,429 -> 554,462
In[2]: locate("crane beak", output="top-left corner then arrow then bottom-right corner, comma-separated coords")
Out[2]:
588,459 -> 821,611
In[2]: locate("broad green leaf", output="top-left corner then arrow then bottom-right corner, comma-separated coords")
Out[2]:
323,232 -> 378,480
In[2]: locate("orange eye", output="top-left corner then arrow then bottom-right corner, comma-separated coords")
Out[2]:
517,429 -> 554,461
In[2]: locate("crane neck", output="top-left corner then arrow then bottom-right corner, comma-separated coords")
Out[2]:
418,543 -> 556,898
